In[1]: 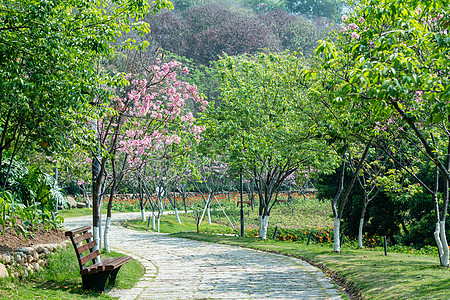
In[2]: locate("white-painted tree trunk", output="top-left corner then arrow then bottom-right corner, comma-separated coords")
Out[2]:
141,207 -> 146,222
358,218 -> 364,248
152,213 -> 156,230
440,221 -> 449,267
435,221 -> 450,267
260,216 -> 270,240
207,206 -> 212,225
98,208 -> 102,250
104,216 -> 111,253
258,215 -> 263,238
174,207 -> 181,224
334,217 -> 341,253
161,200 -> 165,216
157,217 -> 160,233
93,226 -> 100,263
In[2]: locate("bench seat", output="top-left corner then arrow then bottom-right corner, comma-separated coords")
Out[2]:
65,225 -> 132,292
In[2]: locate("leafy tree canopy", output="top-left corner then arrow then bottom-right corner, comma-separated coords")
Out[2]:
0,0 -> 173,168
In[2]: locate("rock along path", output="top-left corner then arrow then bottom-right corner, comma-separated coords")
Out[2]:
64,213 -> 342,300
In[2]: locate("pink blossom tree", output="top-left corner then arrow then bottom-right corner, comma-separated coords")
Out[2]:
92,59 -> 207,251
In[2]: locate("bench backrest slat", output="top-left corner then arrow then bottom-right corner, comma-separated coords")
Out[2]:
80,249 -> 100,266
64,225 -> 91,236
65,226 -> 100,271
73,232 -> 93,244
76,240 -> 97,255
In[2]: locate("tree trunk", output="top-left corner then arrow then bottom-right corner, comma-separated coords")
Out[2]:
207,206 -> 212,225
439,221 -> 449,267
103,216 -> 111,253
141,208 -> 146,222
260,215 -> 270,240
358,218 -> 364,249
334,217 -> 341,253
182,185 -> 187,214
358,204 -> 367,249
207,192 -> 212,225
174,207 -> 181,224
139,178 -> 146,222
152,212 -> 156,230
258,215 -> 263,238
435,221 -> 450,267
157,217 -> 160,233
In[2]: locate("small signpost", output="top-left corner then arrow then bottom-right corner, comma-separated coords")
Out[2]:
194,210 -> 200,234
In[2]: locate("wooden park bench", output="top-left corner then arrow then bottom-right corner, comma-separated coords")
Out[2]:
65,225 -> 132,292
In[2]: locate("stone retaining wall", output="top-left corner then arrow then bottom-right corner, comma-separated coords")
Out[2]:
0,241 -> 69,278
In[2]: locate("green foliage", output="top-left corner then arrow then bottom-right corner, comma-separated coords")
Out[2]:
314,0 -> 450,256
285,0 -> 344,20
0,0 -> 173,171
0,190 -> 28,239
0,159 -> 65,239
146,2 -> 327,65
126,214 -> 236,234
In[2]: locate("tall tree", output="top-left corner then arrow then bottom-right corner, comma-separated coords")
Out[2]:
316,0 -> 450,265
202,52 -> 336,239
93,60 -> 206,251
0,0 -> 173,184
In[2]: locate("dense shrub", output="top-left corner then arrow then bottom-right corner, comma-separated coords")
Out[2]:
258,9 -> 327,56
285,0 -> 344,20
0,159 -> 65,238
146,3 -> 327,64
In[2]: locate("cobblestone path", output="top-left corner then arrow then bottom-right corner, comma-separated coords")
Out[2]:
65,214 -> 342,300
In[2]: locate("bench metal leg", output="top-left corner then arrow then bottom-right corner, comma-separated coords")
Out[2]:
82,271 -> 111,292
108,266 -> 122,286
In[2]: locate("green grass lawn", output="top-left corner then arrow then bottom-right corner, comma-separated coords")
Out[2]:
0,244 -> 144,299
124,213 -> 234,234
58,208 -> 111,219
207,195 -> 333,230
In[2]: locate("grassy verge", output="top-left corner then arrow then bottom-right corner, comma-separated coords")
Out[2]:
58,208 -> 111,219
209,196 -> 333,230
0,245 -> 144,299
124,214 -> 233,234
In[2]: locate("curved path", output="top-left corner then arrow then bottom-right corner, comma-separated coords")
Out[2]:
64,213 -> 342,300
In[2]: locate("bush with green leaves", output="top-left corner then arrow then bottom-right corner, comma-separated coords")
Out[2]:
0,159 -> 65,239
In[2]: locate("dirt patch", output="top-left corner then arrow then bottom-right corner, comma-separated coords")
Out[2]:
0,224 -> 66,254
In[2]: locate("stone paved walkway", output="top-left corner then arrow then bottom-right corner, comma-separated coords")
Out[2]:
64,213 -> 342,300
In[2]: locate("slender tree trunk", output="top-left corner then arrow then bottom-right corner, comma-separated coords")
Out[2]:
258,215 -> 263,238
139,177 -> 146,222
207,191 -> 213,225
174,207 -> 181,224
182,184 -> 187,214
104,216 -> 111,253
92,156 -> 104,262
439,221 -> 449,266
207,206 -> 212,225
152,211 -> 156,230
332,162 -> 345,253
260,215 -> 270,240
333,217 -> 341,252
358,204 -> 367,249
439,138 -> 450,267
